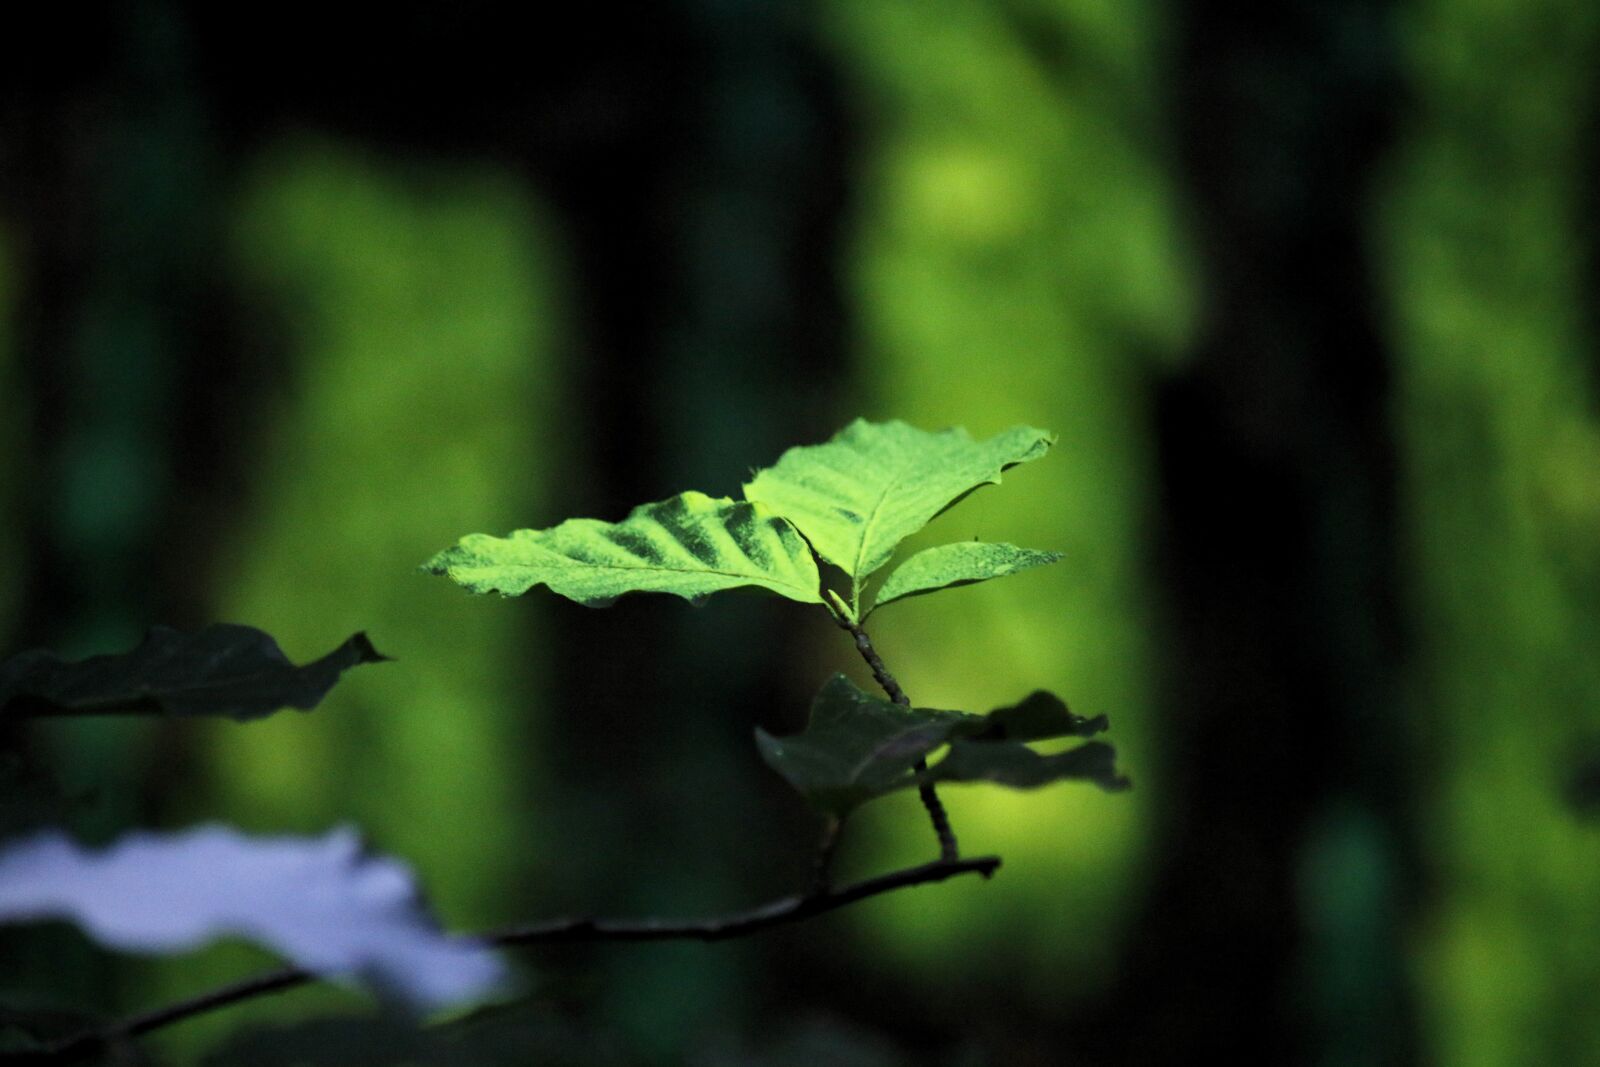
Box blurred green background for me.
[3,0,1599,1064]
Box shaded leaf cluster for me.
[756,676,1128,818]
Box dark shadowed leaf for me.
[0,625,387,722]
[952,690,1108,743]
[754,675,965,817]
[0,826,504,1011]
[927,739,1129,793]
[758,678,1125,815]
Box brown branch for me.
[833,611,960,862]
[29,855,1001,1062]
[495,854,1000,945]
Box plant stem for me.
[834,613,960,862]
[31,856,1000,1062]
[495,854,997,944]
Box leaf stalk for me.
[832,613,960,862]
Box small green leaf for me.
[927,739,1130,793]
[0,625,388,723]
[758,679,1124,815]
[755,675,965,817]
[742,421,1053,593]
[868,542,1061,615]
[424,491,824,608]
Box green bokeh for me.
[6,2,1600,1059]
[820,0,1195,998]
[148,139,566,1057]
[1382,0,1600,1061]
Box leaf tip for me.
[419,544,462,578]
[346,632,393,665]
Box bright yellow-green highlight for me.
[149,139,565,1057]
[1383,0,1600,1062]
[426,491,825,608]
[820,0,1195,1000]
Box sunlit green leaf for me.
[757,676,1122,816]
[424,491,824,608]
[868,541,1060,615]
[0,625,387,723]
[742,420,1053,596]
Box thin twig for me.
[29,855,1001,1062]
[495,853,997,944]
[833,612,960,862]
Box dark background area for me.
[3,1,1599,1064]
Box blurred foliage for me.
[1382,0,1600,1062]
[2,0,1600,1062]
[818,0,1194,999]
[145,141,564,1059]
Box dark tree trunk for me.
[1073,3,1417,1063]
